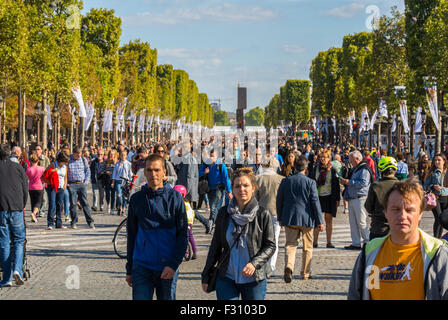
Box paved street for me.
[0,187,438,300]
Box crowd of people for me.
[1,132,448,300]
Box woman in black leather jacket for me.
[201,168,275,300]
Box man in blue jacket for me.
[277,155,324,283]
[126,154,188,300]
[199,149,232,226]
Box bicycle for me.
[112,175,137,259]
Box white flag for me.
[379,100,388,118]
[72,87,87,118]
[128,112,137,131]
[399,100,409,134]
[46,103,53,130]
[102,109,113,132]
[84,102,94,131]
[370,110,378,131]
[69,105,76,126]
[426,86,440,131]
[138,114,146,132]
[391,114,397,133]
[361,106,370,131]
[415,107,422,133]
[348,116,353,134]
[332,117,337,134]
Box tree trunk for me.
[42,90,48,150]
[79,117,85,149]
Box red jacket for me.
[365,156,376,180]
[42,167,59,192]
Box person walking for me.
[340,150,373,250]
[90,148,106,212]
[395,152,408,181]
[25,154,45,223]
[42,152,70,230]
[101,149,118,215]
[66,146,95,230]
[125,154,188,300]
[201,168,275,300]
[311,149,341,249]
[0,144,28,287]
[155,144,177,188]
[279,151,297,177]
[364,156,399,240]
[112,150,133,216]
[255,156,284,276]
[276,155,325,283]
[199,149,232,227]
[348,179,448,300]
[423,153,448,239]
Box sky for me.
[82,0,405,113]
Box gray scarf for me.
[227,197,259,248]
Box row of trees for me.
[309,1,448,152]
[264,80,311,130]
[0,0,214,149]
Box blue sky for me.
[82,0,405,113]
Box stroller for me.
[0,221,31,282]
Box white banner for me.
[146,116,153,132]
[138,114,146,132]
[370,110,378,131]
[399,100,409,134]
[102,109,113,132]
[128,112,137,132]
[84,102,94,131]
[332,117,337,134]
[72,87,87,118]
[69,105,76,128]
[361,106,370,131]
[46,103,52,130]
[348,116,353,134]
[415,107,422,133]
[426,86,440,131]
[379,100,388,118]
[391,114,397,133]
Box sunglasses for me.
[156,149,165,153]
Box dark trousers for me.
[432,196,448,238]
[132,265,173,300]
[68,183,94,225]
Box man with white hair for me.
[9,146,21,164]
[341,150,373,250]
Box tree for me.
[245,107,265,126]
[214,110,230,126]
[310,51,328,115]
[174,69,189,120]
[284,80,311,127]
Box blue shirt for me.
[67,156,90,184]
[112,160,132,182]
[225,220,255,284]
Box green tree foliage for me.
[405,0,441,110]
[156,64,176,120]
[214,110,229,126]
[245,107,265,126]
[82,8,122,110]
[284,80,311,126]
[174,69,189,120]
[310,51,328,115]
[371,7,408,114]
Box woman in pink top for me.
[26,154,45,223]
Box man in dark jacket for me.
[0,144,28,287]
[364,156,398,240]
[126,154,188,300]
[277,155,324,283]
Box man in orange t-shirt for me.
[348,178,448,300]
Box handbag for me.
[425,191,437,211]
[206,231,243,293]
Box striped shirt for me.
[67,156,90,184]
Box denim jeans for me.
[92,183,104,209]
[63,188,70,217]
[208,188,223,223]
[170,268,180,300]
[216,276,267,300]
[0,211,25,284]
[46,187,65,228]
[132,264,173,300]
[68,183,94,225]
[104,183,116,210]
[114,180,124,209]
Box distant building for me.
[228,112,236,126]
[211,101,222,111]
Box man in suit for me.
[277,155,324,283]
